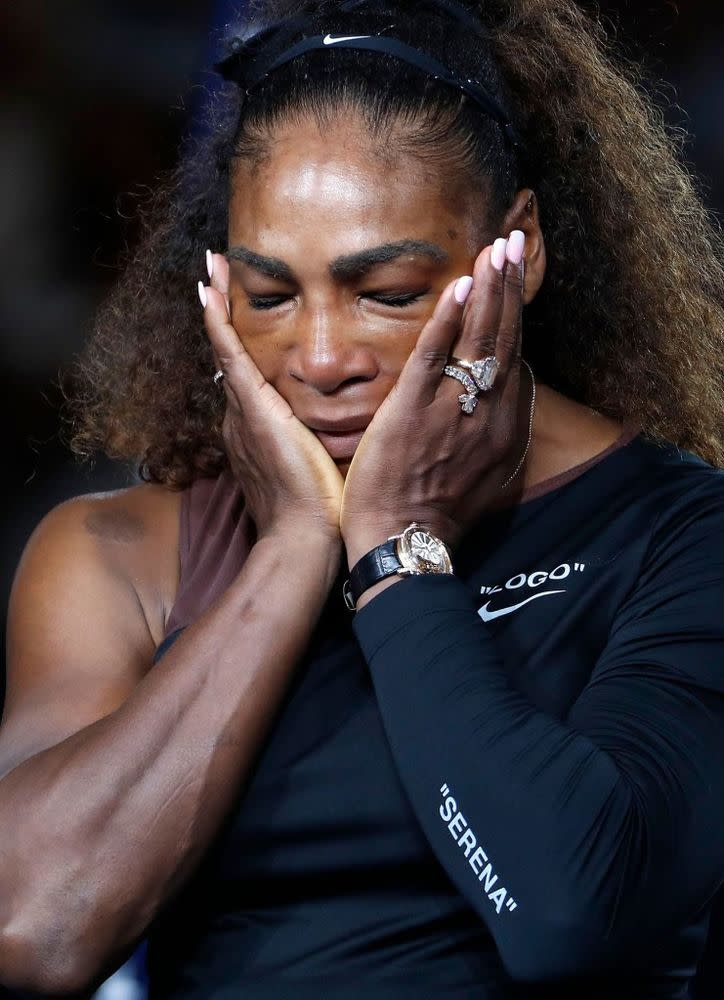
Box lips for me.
[304,414,374,434]
[303,414,373,460]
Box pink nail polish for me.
[198,281,207,308]
[206,249,214,279]
[491,238,508,271]
[454,275,474,305]
[506,230,526,265]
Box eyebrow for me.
[226,239,450,282]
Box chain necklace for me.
[500,359,536,491]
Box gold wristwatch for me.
[343,522,453,611]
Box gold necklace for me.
[500,359,536,491]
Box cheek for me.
[379,326,421,377]
[238,335,282,382]
[228,312,283,383]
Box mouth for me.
[304,415,373,461]
[312,427,367,460]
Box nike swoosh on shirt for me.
[323,33,372,45]
[478,590,566,622]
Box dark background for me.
[1,2,722,996]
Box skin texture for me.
[0,111,623,992]
[212,112,623,600]
[222,115,621,488]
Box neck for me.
[517,380,626,498]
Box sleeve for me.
[352,479,724,983]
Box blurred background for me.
[1,1,722,997]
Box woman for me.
[1,0,723,996]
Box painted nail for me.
[454,275,474,305]
[206,249,214,279]
[198,281,207,308]
[491,238,508,271]
[506,230,526,265]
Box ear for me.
[500,189,546,306]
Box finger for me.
[451,241,505,365]
[494,230,525,374]
[206,250,230,315]
[199,281,297,425]
[399,276,473,405]
[199,282,266,397]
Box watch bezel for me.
[395,522,453,576]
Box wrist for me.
[257,529,343,588]
[344,520,453,571]
[345,533,399,572]
[263,516,341,548]
[353,575,403,611]
[344,522,412,571]
[344,522,454,611]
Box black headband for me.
[216,2,526,154]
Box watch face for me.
[397,524,453,575]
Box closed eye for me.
[246,291,428,311]
[246,295,290,311]
[370,291,428,308]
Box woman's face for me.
[226,113,497,471]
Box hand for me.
[340,232,530,565]
[201,252,344,544]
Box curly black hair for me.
[65,0,724,487]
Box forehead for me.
[228,114,484,253]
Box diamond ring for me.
[450,356,500,392]
[442,364,478,395]
[442,365,480,414]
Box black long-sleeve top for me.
[147,431,724,999]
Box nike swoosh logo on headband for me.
[323,34,372,45]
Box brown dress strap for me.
[164,468,254,638]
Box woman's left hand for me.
[340,232,529,568]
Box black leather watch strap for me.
[343,538,401,611]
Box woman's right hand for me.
[200,252,344,544]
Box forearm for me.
[0,533,340,993]
[353,575,722,981]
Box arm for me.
[0,495,340,995]
[352,480,724,982]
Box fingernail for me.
[491,238,508,271]
[506,230,526,265]
[198,281,207,308]
[206,249,214,279]
[454,275,474,305]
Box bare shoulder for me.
[0,482,183,776]
[32,481,182,645]
[77,481,182,633]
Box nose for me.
[289,309,377,394]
